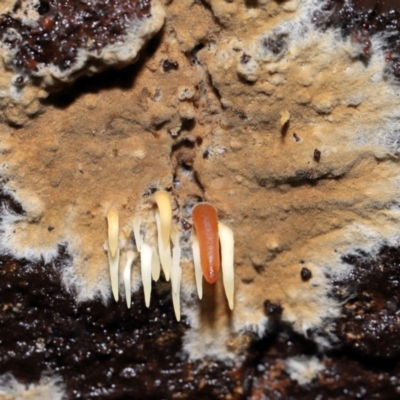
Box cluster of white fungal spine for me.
[106,190,235,320]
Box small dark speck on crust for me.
[314,149,321,162]
[181,219,192,230]
[240,53,251,64]
[14,75,25,86]
[162,59,179,72]
[301,267,312,281]
[293,133,301,142]
[263,300,283,316]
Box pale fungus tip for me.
[172,267,182,322]
[132,216,143,252]
[106,208,120,301]
[151,247,161,282]
[140,243,153,308]
[107,248,120,302]
[155,211,171,281]
[122,226,132,240]
[170,224,182,320]
[171,242,182,295]
[280,110,290,127]
[123,250,136,309]
[191,234,203,300]
[218,222,235,310]
[107,208,119,258]
[154,190,172,250]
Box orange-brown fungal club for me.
[192,203,220,284]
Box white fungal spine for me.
[124,250,136,308]
[154,191,172,281]
[107,208,120,302]
[218,222,235,310]
[154,191,172,249]
[132,216,142,252]
[141,243,153,308]
[191,234,203,300]
[171,227,182,321]
[151,248,161,282]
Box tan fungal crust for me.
[0,0,400,360]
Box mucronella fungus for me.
[106,192,235,320]
[106,208,120,302]
[192,203,235,310]
[2,0,400,364]
[192,203,220,284]
[154,190,173,281]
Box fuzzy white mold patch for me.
[0,374,65,400]
[0,0,165,126]
[283,355,325,386]
[0,0,399,362]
